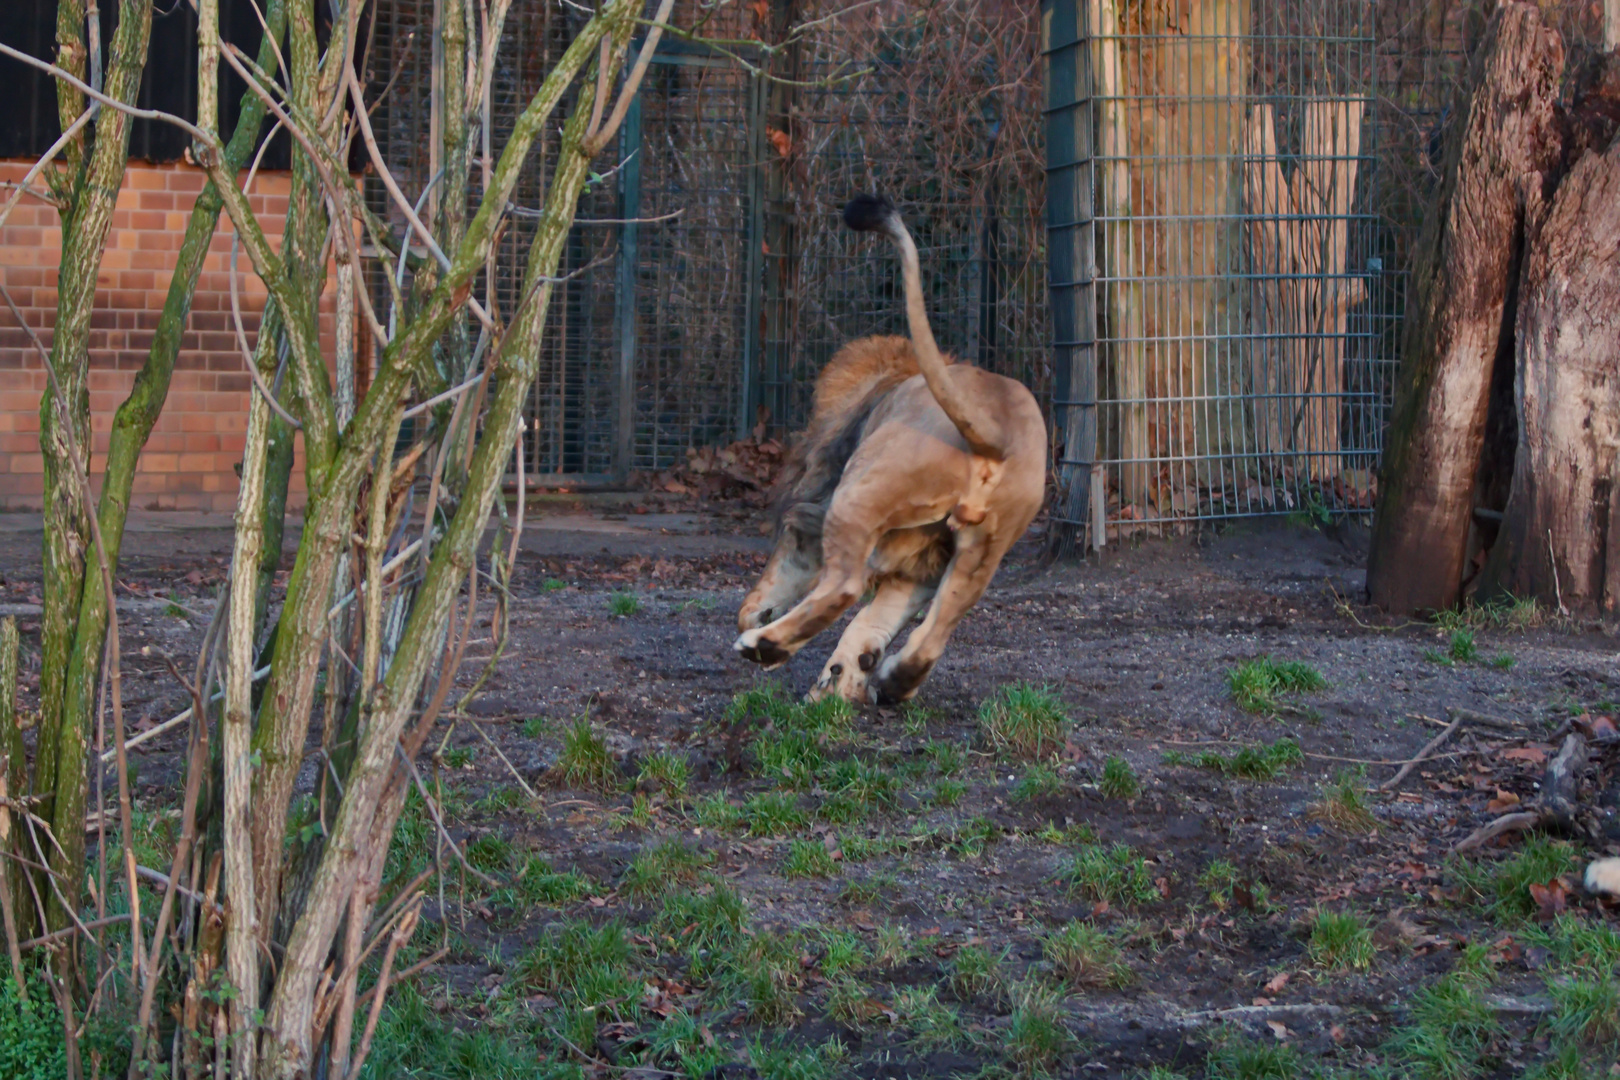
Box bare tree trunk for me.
[1366,1,1564,615]
[1473,135,1620,613]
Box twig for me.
[1451,811,1541,854]
[345,904,419,1080]
[394,743,501,889]
[1380,712,1466,791]
[1548,529,1569,618]
[466,719,539,801]
[0,41,208,142]
[100,665,270,763]
[17,913,132,953]
[0,104,97,234]
[352,946,448,1010]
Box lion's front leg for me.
[806,577,936,703]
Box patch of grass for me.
[517,855,593,904]
[1491,652,1516,670]
[743,791,808,836]
[717,933,804,1023]
[637,750,689,796]
[901,700,943,736]
[1162,738,1302,781]
[1307,910,1376,971]
[1548,974,1620,1047]
[946,816,1000,858]
[513,919,630,996]
[646,1011,729,1078]
[690,792,741,831]
[1004,980,1074,1077]
[474,785,528,814]
[1013,763,1062,802]
[1435,594,1545,633]
[164,600,187,618]
[1423,647,1454,666]
[657,884,750,963]
[621,837,713,898]
[1200,859,1241,911]
[519,714,552,738]
[1227,656,1325,714]
[608,591,642,616]
[930,778,966,807]
[748,1034,833,1080]
[1310,768,1377,833]
[356,984,554,1080]
[823,974,876,1026]
[465,833,513,872]
[979,682,1069,759]
[823,757,900,813]
[1064,843,1159,906]
[818,929,870,978]
[1099,756,1140,800]
[442,745,475,769]
[874,923,911,968]
[926,738,965,776]
[1450,834,1580,922]
[1448,628,1478,663]
[726,685,853,739]
[1523,1043,1598,1080]
[1043,921,1133,988]
[757,728,826,790]
[1203,1033,1303,1080]
[1385,955,1501,1080]
[949,943,1005,1001]
[894,985,967,1051]
[556,718,619,792]
[783,838,837,879]
[541,577,567,592]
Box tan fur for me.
[735,203,1046,705]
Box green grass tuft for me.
[1162,739,1302,781]
[979,682,1069,759]
[517,855,593,904]
[636,749,689,796]
[949,943,1005,1001]
[1227,656,1325,714]
[1450,834,1580,922]
[818,928,870,978]
[541,577,567,592]
[1004,980,1074,1076]
[1013,763,1062,802]
[1385,957,1501,1080]
[1309,768,1376,833]
[556,717,619,792]
[1448,628,1478,663]
[894,985,967,1051]
[1043,921,1133,988]
[783,838,837,879]
[1099,756,1140,800]
[608,591,642,616]
[743,791,808,836]
[1063,843,1159,907]
[620,837,713,897]
[1203,1033,1303,1080]
[1307,910,1376,971]
[513,919,630,997]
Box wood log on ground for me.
[1452,732,1595,852]
[1366,2,1564,616]
[1472,118,1620,614]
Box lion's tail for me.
[842,194,1004,459]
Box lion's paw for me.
[734,628,792,669]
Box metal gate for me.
[1043,0,1401,547]
[363,0,1047,485]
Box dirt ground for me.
[2,497,1618,1078]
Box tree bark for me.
[1473,132,1620,613]
[1366,1,1564,616]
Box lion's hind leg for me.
[806,576,936,703]
[866,529,1008,704]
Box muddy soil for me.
[1,499,1616,1077]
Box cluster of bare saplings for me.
[0,0,869,1075]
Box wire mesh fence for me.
[1046,0,1401,546]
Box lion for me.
[734,194,1047,704]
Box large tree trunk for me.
[1366,1,1564,615]
[1472,132,1620,614]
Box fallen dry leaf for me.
[1266,1020,1291,1041]
[1528,879,1569,921]
[1264,971,1292,995]
[1502,746,1549,765]
[1486,789,1522,813]
[1330,1024,1348,1045]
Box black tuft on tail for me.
[842,194,897,233]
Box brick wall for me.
[0,159,338,513]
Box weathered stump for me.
[1366,2,1565,615]
[1472,70,1620,615]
